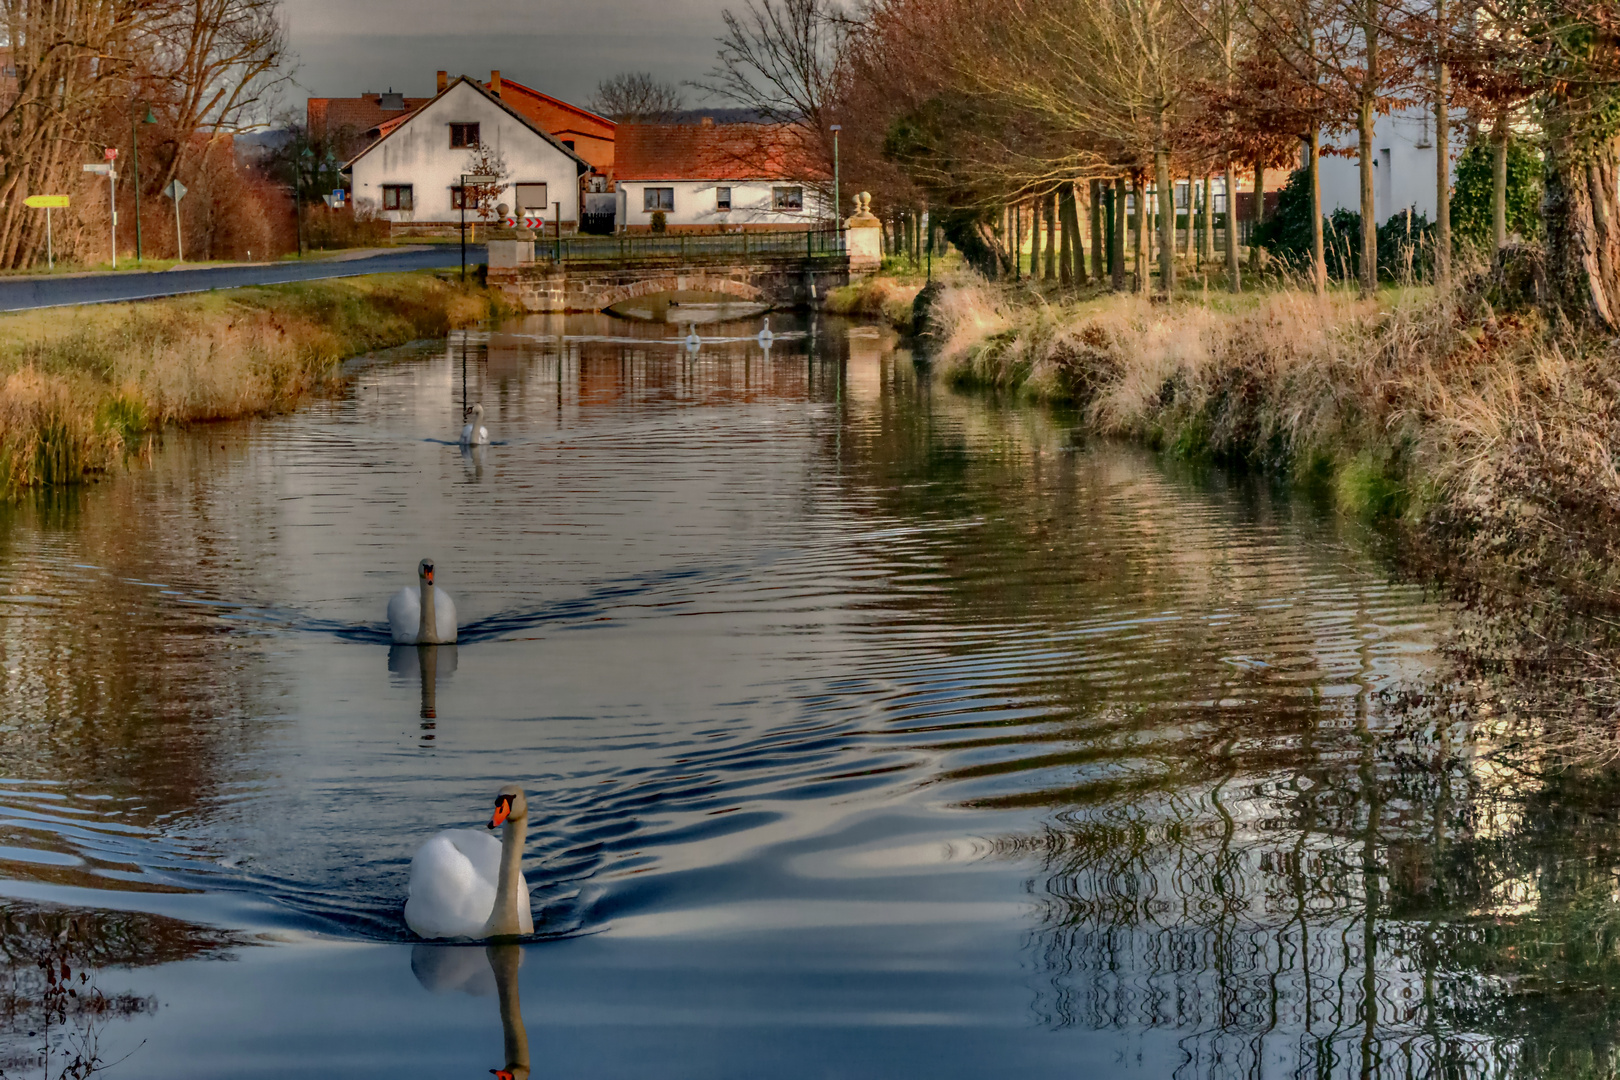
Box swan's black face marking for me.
[489,794,512,830]
[419,559,435,584]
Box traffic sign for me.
[332,188,345,206]
[24,195,69,208]
[104,147,118,160]
[82,163,111,175]
[463,174,500,185]
[163,179,186,201]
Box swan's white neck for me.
[418,577,439,644]
[482,812,528,937]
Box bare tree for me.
[588,71,684,123]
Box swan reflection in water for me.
[411,942,530,1079]
[388,644,457,735]
[462,442,487,482]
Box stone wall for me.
[487,258,850,313]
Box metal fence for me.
[531,229,846,265]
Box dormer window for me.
[379,91,405,110]
[450,123,480,149]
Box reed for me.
[0,273,497,497]
[824,275,924,332]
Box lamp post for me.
[458,172,501,282]
[297,145,313,258]
[131,106,155,262]
[829,124,841,230]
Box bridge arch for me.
[593,273,764,311]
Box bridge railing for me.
[532,229,846,265]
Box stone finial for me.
[845,191,880,229]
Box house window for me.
[449,122,480,148]
[562,140,575,150]
[771,186,803,211]
[643,187,674,212]
[382,184,413,211]
[716,186,732,211]
[514,183,548,215]
[451,185,470,210]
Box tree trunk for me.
[1111,176,1127,291]
[1060,183,1081,285]
[1224,157,1241,292]
[1543,130,1620,329]
[1156,148,1176,295]
[1434,19,1452,289]
[1184,175,1196,261]
[1132,172,1148,294]
[1250,159,1267,272]
[1307,130,1326,293]
[1358,0,1379,297]
[1202,174,1215,262]
[1491,112,1509,249]
[1090,180,1105,281]
[1044,190,1058,280]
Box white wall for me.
[615,180,830,230]
[350,81,583,225]
[1318,105,1469,224]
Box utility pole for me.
[829,125,841,229]
[131,107,155,261]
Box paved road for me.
[0,245,488,312]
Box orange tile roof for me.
[307,94,432,143]
[614,123,829,183]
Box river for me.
[0,311,1611,1079]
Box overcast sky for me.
[281,0,729,110]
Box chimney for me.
[436,70,447,93]
[490,70,501,97]
[700,116,714,127]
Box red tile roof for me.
[614,123,829,183]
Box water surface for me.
[1,312,1612,1078]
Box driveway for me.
[0,245,488,312]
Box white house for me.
[613,121,831,232]
[347,76,590,230]
[1318,104,1468,224]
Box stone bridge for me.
[482,236,850,313]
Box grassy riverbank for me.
[0,273,498,497]
[928,275,1620,765]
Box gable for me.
[346,77,589,174]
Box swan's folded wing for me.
[404,831,500,938]
[387,586,418,644]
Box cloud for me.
[283,0,730,104]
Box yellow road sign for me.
[24,195,69,208]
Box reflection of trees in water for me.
[0,900,240,1077]
[1021,742,1620,1079]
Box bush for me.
[1451,136,1543,246]
[650,210,667,233]
[1256,167,1437,283]
[303,202,392,250]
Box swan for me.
[684,322,701,350]
[461,403,489,445]
[387,559,458,644]
[405,785,534,940]
[757,315,774,345]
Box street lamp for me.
[829,124,841,230]
[297,145,313,258]
[459,172,501,281]
[132,106,156,262]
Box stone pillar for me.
[845,191,882,276]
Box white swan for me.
[387,558,458,644]
[757,315,774,345]
[405,785,534,939]
[461,403,489,445]
[684,322,701,350]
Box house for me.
[310,71,614,176]
[346,76,590,231]
[613,121,831,232]
[1318,104,1468,224]
[487,72,615,176]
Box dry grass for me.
[825,276,926,332]
[928,272,1620,767]
[0,273,496,496]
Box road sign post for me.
[459,174,500,282]
[163,179,187,262]
[24,196,68,270]
[82,161,116,267]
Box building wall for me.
[1317,106,1468,225]
[350,82,582,226]
[615,180,830,231]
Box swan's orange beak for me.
[424,568,434,584]
[491,1070,515,1079]
[489,796,511,830]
